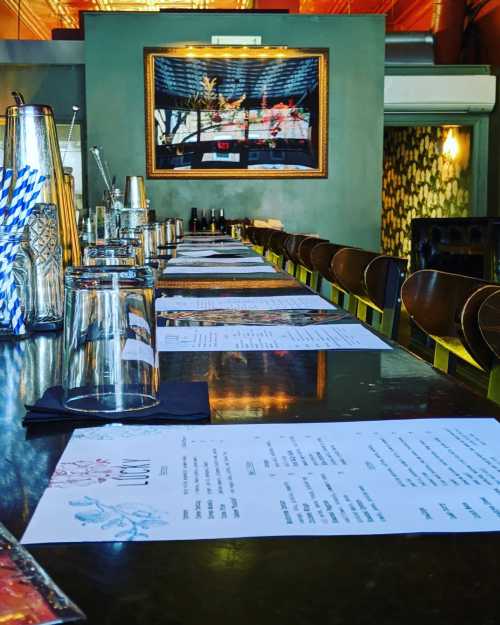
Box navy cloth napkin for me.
[23,381,210,425]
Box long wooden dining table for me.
[1,238,500,625]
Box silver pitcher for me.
[141,224,158,262]
[165,219,176,245]
[3,101,80,267]
[175,218,184,241]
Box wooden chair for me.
[283,234,309,277]
[402,269,500,402]
[266,230,289,269]
[253,227,275,256]
[333,248,407,339]
[478,290,500,402]
[296,237,329,291]
[310,242,352,306]
[244,226,257,246]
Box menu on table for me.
[156,323,390,352]
[162,265,276,275]
[177,250,248,258]
[22,418,500,544]
[168,257,264,265]
[155,295,336,312]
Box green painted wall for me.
[84,13,385,250]
[0,64,85,122]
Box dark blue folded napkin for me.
[23,382,210,425]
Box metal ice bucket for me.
[124,176,147,209]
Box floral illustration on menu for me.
[69,496,168,541]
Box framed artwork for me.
[144,46,328,179]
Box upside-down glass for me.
[62,266,159,412]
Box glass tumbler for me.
[0,227,34,340]
[62,266,159,412]
[83,244,137,266]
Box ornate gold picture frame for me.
[144,46,328,179]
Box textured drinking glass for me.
[141,224,158,262]
[0,227,34,339]
[119,227,145,264]
[28,203,64,330]
[83,244,137,266]
[62,266,159,412]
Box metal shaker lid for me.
[6,104,55,117]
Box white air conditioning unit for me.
[384,75,497,113]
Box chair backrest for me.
[244,226,257,244]
[462,285,500,370]
[478,290,500,360]
[297,237,329,271]
[310,243,351,283]
[401,269,493,369]
[268,230,289,255]
[283,234,309,264]
[254,227,275,249]
[333,248,408,338]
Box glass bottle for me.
[189,207,199,233]
[104,188,123,240]
[200,209,208,231]
[219,208,227,234]
[209,209,217,233]
[0,226,34,339]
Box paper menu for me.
[177,250,247,258]
[156,323,390,352]
[155,295,336,312]
[168,257,264,265]
[162,266,276,275]
[21,418,500,544]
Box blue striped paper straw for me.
[18,174,46,230]
[0,167,42,334]
[4,168,39,234]
[0,167,13,218]
[5,271,26,335]
[7,164,30,206]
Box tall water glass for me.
[62,266,159,412]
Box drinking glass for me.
[62,266,159,412]
[0,226,34,339]
[83,244,137,266]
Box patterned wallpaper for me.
[381,125,472,260]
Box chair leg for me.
[487,361,500,404]
[297,265,308,285]
[434,343,450,373]
[380,307,396,339]
[357,301,368,323]
[347,295,357,316]
[310,271,319,292]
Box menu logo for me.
[113,458,152,487]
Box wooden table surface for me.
[1,243,500,625]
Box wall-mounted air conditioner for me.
[384,75,497,113]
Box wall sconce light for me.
[443,127,459,160]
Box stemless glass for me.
[62,266,159,412]
[83,244,137,266]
